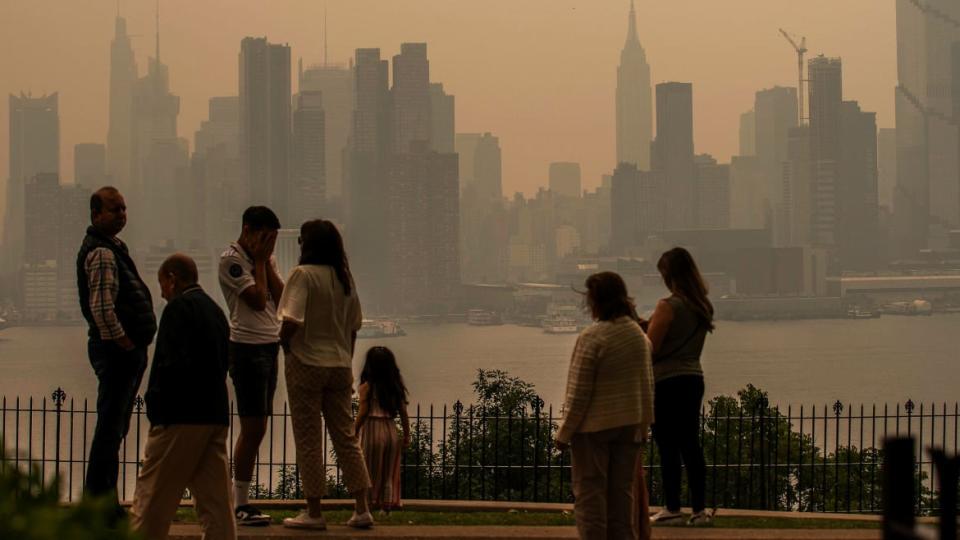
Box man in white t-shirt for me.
[218,206,284,526]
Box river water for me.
[1,315,958,409]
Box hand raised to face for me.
[249,230,277,262]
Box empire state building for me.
[616,0,653,170]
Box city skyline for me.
[0,0,896,220]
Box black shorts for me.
[228,341,280,417]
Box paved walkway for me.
[161,499,905,539]
[193,499,892,522]
[167,524,882,540]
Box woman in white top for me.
[277,220,372,530]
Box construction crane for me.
[779,28,807,125]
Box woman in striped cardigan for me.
[557,271,655,540]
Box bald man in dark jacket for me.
[130,254,236,540]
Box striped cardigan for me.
[556,316,655,444]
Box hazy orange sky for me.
[1,0,895,212]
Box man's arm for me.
[86,248,134,350]
[238,259,270,311]
[233,231,275,312]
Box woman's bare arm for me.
[400,403,411,447]
[355,383,370,435]
[646,299,675,355]
[279,319,299,354]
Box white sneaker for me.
[282,510,327,530]
[347,511,374,528]
[650,508,685,524]
[688,510,714,526]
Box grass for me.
[173,508,882,529]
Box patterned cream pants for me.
[285,355,371,498]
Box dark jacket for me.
[145,285,230,426]
[76,226,157,347]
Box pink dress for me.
[360,391,403,509]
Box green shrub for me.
[0,450,139,539]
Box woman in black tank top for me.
[640,247,715,526]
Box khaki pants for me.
[285,356,371,497]
[571,424,643,540]
[636,453,652,540]
[130,425,235,540]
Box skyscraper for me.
[291,91,326,225]
[299,62,353,198]
[430,83,455,153]
[460,133,505,284]
[783,125,813,247]
[74,143,107,188]
[808,56,843,248]
[473,133,503,203]
[616,0,653,170]
[838,101,879,270]
[610,162,642,253]
[392,43,432,154]
[755,86,798,243]
[739,109,756,156]
[455,133,482,194]
[387,146,460,313]
[58,182,91,320]
[695,154,731,229]
[730,155,766,229]
[652,82,695,230]
[23,173,61,265]
[21,173,59,319]
[3,92,60,276]
[193,96,241,249]
[386,44,461,313]
[131,11,184,248]
[239,37,292,221]
[548,162,582,198]
[894,0,960,255]
[877,128,896,210]
[106,14,138,194]
[347,48,391,311]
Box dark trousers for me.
[652,375,706,513]
[85,340,148,506]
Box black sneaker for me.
[235,504,272,526]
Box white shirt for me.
[277,265,362,368]
[218,242,282,344]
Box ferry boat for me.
[357,318,406,339]
[882,299,933,316]
[467,309,502,326]
[542,317,580,334]
[846,307,880,319]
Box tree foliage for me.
[0,450,139,540]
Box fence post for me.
[904,399,915,514]
[758,395,768,510]
[52,387,66,491]
[833,400,843,513]
[532,397,543,502]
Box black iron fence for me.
[1,388,958,515]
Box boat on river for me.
[357,318,406,339]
